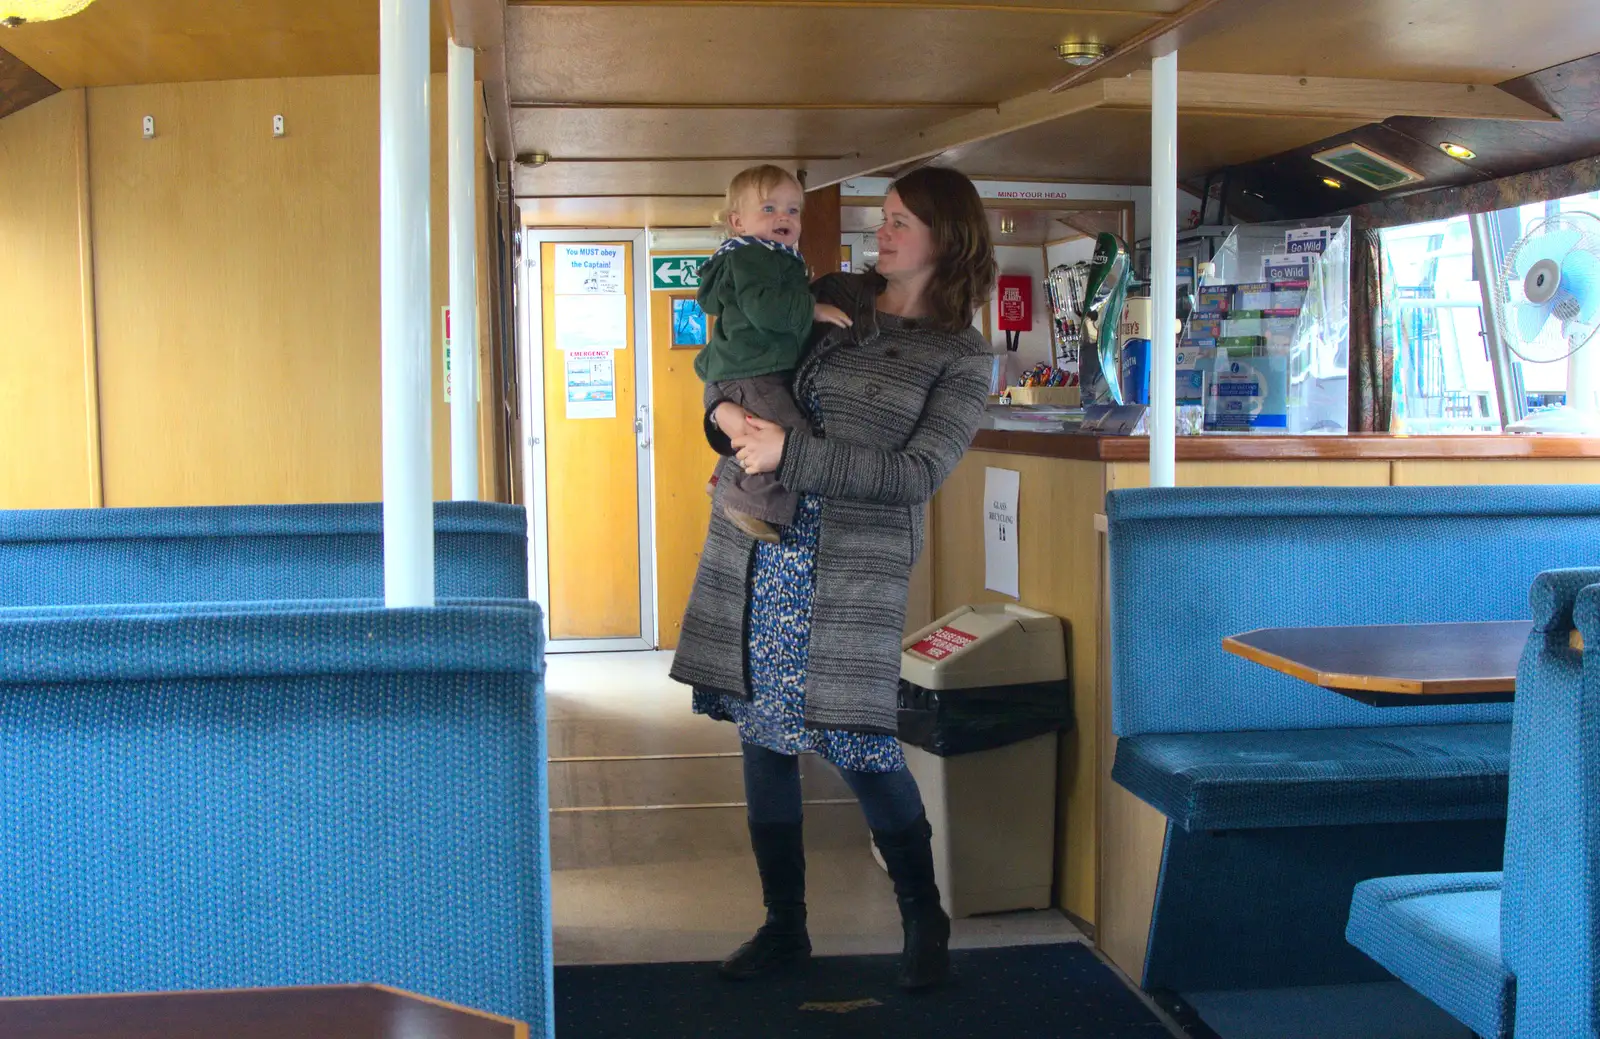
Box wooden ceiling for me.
[505,0,1600,224]
[0,0,450,87]
[2,0,1597,228]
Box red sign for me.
[910,625,978,661]
[997,275,1032,332]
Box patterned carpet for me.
[555,941,1176,1038]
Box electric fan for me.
[1497,212,1600,434]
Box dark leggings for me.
[741,741,925,832]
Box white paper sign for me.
[983,467,1020,599]
[555,293,628,352]
[554,244,626,296]
[565,350,616,420]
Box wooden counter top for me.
[971,430,1600,462]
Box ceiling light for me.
[0,0,96,27]
[1056,41,1111,66]
[1440,142,1476,160]
[999,215,1016,236]
[517,151,550,168]
[1322,177,1344,189]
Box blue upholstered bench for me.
[1106,486,1600,994]
[0,501,528,605]
[0,599,551,1035]
[1347,568,1600,1039]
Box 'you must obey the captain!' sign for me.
[984,467,1020,599]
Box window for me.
[1380,188,1600,432]
[1381,217,1497,433]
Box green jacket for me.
[694,240,814,383]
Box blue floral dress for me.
[691,394,906,774]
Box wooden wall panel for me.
[87,74,502,507]
[649,284,716,650]
[931,452,1107,924]
[1391,459,1600,486]
[0,90,99,508]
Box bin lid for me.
[900,603,1066,690]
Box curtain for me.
[1348,227,1394,432]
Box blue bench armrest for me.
[1528,568,1600,633]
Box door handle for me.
[636,404,652,449]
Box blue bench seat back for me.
[0,600,551,1035]
[1106,485,1600,739]
[1102,488,1600,993]
[0,501,528,606]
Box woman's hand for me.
[814,303,853,328]
[731,416,787,476]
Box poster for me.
[555,293,628,352]
[565,350,616,420]
[554,244,626,296]
[983,467,1020,598]
[442,305,452,403]
[672,298,709,347]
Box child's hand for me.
[814,303,853,328]
[714,401,753,439]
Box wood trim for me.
[506,1,1168,15]
[803,80,1112,188]
[509,100,989,110]
[1047,0,1260,93]
[535,155,843,163]
[972,429,1600,461]
[1101,71,1557,123]
[0,43,58,120]
[366,984,529,1030]
[72,88,104,508]
[1222,633,1516,697]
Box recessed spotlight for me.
[1056,41,1111,66]
[1440,142,1476,160]
[1322,177,1344,189]
[516,151,550,168]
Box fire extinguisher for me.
[997,274,1032,352]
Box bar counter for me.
[918,429,1600,978]
[972,430,1600,462]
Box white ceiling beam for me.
[1103,71,1559,123]
[801,80,1111,189]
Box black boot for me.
[873,814,951,991]
[719,820,812,980]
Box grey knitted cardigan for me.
[669,272,993,735]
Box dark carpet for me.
[555,941,1176,1038]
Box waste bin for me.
[884,604,1071,918]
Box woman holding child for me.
[668,163,996,991]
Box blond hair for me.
[715,164,804,237]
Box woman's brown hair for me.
[876,166,996,332]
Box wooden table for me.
[0,985,526,1039]
[1223,621,1529,706]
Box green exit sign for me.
[651,255,708,291]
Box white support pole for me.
[448,40,480,501]
[380,0,435,607]
[1149,49,1179,489]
